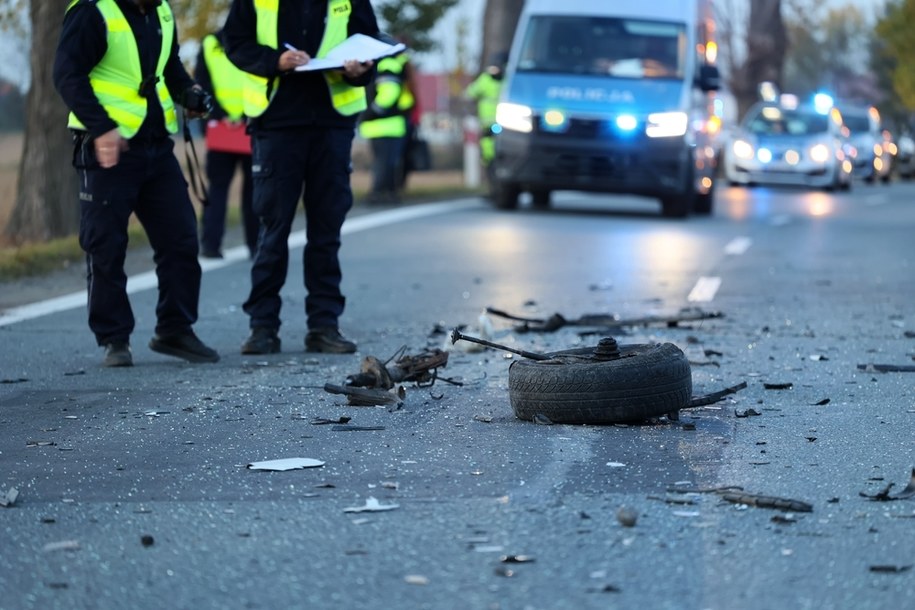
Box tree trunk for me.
[4,0,79,244]
[733,0,787,119]
[480,0,524,72]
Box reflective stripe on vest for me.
[202,34,246,120]
[243,0,366,118]
[358,55,406,139]
[66,0,177,137]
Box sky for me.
[0,0,890,91]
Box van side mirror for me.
[697,64,720,92]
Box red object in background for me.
[205,119,251,155]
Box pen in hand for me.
[280,42,309,71]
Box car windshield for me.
[516,16,686,78]
[842,114,871,133]
[745,107,829,136]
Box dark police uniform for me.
[53,0,218,365]
[223,0,379,354]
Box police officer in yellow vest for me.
[53,0,220,367]
[223,0,379,355]
[195,30,258,259]
[359,50,410,204]
[465,51,508,172]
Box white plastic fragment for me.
[246,458,325,471]
[343,496,400,513]
[0,487,19,507]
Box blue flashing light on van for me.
[489,0,722,217]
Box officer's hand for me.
[279,49,310,71]
[342,59,372,79]
[94,128,126,169]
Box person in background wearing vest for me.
[465,51,508,181]
[223,0,379,355]
[195,29,258,259]
[53,0,220,368]
[359,49,409,205]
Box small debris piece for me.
[857,363,915,373]
[718,491,813,513]
[532,414,554,425]
[0,378,29,384]
[0,487,19,507]
[310,417,351,425]
[246,458,325,471]
[771,514,797,525]
[473,415,493,423]
[686,381,748,408]
[811,398,831,406]
[140,535,155,547]
[500,555,536,564]
[404,575,429,585]
[869,565,912,574]
[859,468,915,501]
[763,382,793,390]
[324,383,405,406]
[494,566,516,578]
[42,540,80,552]
[735,408,762,418]
[343,497,399,513]
[331,425,385,431]
[616,507,638,527]
[485,306,723,333]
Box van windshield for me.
[516,16,686,78]
[746,108,829,136]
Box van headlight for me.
[496,102,533,133]
[646,112,688,138]
[809,143,831,164]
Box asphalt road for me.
[1,179,914,610]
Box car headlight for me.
[732,139,754,160]
[809,143,831,164]
[646,112,688,138]
[496,102,533,133]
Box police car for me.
[724,94,853,191]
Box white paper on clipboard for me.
[294,34,406,72]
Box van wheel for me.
[693,190,714,215]
[660,194,692,218]
[531,189,551,208]
[508,342,692,424]
[491,181,520,210]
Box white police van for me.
[491,0,722,217]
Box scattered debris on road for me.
[685,381,748,408]
[857,363,915,373]
[859,468,915,502]
[616,507,638,527]
[735,408,762,418]
[869,565,912,574]
[324,383,405,406]
[1,487,19,507]
[246,458,325,471]
[668,484,813,512]
[42,540,80,553]
[343,497,399,513]
[763,382,793,390]
[485,305,723,333]
[344,348,453,389]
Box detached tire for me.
[509,342,691,424]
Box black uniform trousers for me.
[243,127,354,331]
[200,149,258,256]
[76,136,201,345]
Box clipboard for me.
[205,119,251,155]
[294,34,407,72]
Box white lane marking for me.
[688,276,722,303]
[0,199,484,327]
[724,236,752,256]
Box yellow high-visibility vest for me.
[358,54,407,139]
[242,0,367,118]
[202,33,246,121]
[66,0,178,137]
